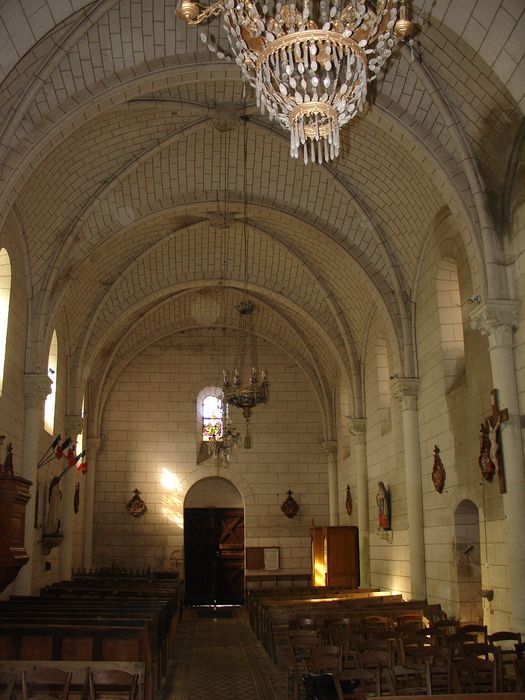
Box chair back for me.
[22,668,72,700]
[309,645,343,674]
[289,617,317,631]
[0,671,16,700]
[514,657,525,691]
[452,656,497,693]
[460,623,488,644]
[88,670,139,700]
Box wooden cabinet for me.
[311,526,359,588]
[0,475,32,592]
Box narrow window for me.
[0,249,12,395]
[44,330,58,434]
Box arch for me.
[0,248,11,394]
[179,466,255,508]
[184,476,243,509]
[454,499,482,625]
[183,476,245,605]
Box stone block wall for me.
[93,328,329,575]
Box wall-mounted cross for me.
[485,389,509,494]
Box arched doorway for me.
[184,477,244,606]
[454,500,482,624]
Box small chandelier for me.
[223,301,269,448]
[176,0,415,164]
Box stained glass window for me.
[202,395,223,441]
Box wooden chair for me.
[366,628,402,667]
[514,657,525,691]
[289,617,318,632]
[361,615,391,632]
[431,618,460,642]
[288,630,322,700]
[387,661,432,696]
[357,649,391,696]
[88,670,139,700]
[0,671,16,700]
[308,645,343,674]
[460,623,488,644]
[452,655,497,693]
[333,669,378,698]
[21,668,72,700]
[489,631,523,690]
[395,613,424,633]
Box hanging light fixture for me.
[206,402,241,464]
[221,104,269,449]
[176,0,416,164]
[223,301,269,448]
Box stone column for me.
[470,300,525,632]
[322,440,338,525]
[83,436,101,570]
[59,415,84,581]
[14,373,52,595]
[391,377,426,600]
[348,418,370,587]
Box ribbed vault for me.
[0,0,522,436]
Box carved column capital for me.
[24,373,52,409]
[322,439,337,457]
[391,377,419,411]
[348,418,366,445]
[64,415,84,439]
[470,300,518,348]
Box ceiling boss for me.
[176,0,416,164]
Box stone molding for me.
[23,373,52,408]
[347,418,366,444]
[391,377,418,411]
[470,300,518,346]
[322,439,337,456]
[64,415,84,439]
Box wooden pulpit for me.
[0,474,32,592]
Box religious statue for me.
[345,484,353,516]
[478,422,496,482]
[44,475,63,535]
[431,445,446,493]
[376,481,391,531]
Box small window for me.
[202,395,223,441]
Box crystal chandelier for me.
[223,301,269,448]
[176,0,415,164]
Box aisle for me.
[159,607,287,700]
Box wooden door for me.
[184,507,244,605]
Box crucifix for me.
[484,389,509,494]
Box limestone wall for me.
[93,329,329,575]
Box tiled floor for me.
[159,607,287,699]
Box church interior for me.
[0,0,524,697]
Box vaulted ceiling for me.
[0,0,523,428]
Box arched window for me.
[436,251,465,394]
[0,248,12,395]
[44,330,58,434]
[202,394,223,441]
